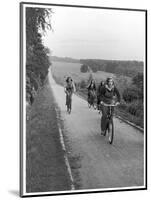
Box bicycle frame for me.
[66,91,72,113]
[101,102,117,117]
[100,102,118,144]
[88,90,96,108]
[107,106,113,120]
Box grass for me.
[26,79,71,193]
[51,61,115,84]
[115,107,144,128]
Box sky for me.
[43,6,145,61]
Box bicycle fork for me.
[106,107,112,131]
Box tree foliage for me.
[122,87,140,103]
[122,73,143,103]
[26,7,52,104]
[121,72,144,123]
[80,59,143,77]
[132,73,143,90]
[26,7,52,46]
[80,64,88,73]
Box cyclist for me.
[87,79,96,106]
[64,76,76,110]
[97,81,105,111]
[100,77,120,135]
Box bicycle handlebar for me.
[100,102,120,107]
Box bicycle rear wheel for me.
[67,95,72,114]
[88,101,91,108]
[66,95,70,113]
[68,99,71,114]
[93,103,97,110]
[107,119,114,144]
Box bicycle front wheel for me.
[88,98,91,108]
[68,99,72,114]
[107,119,114,144]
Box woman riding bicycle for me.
[64,76,76,112]
[87,79,96,107]
[100,77,121,135]
[97,81,105,111]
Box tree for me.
[26,7,52,46]
[91,65,98,72]
[122,87,139,103]
[132,73,143,100]
[26,7,52,83]
[80,64,88,73]
[122,73,143,103]
[132,73,143,89]
[105,62,117,73]
[114,75,131,95]
[26,7,52,104]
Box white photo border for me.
[20,2,147,197]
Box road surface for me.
[48,69,144,190]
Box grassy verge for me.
[26,78,71,193]
[115,106,143,128]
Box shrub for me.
[132,73,143,88]
[122,86,140,103]
[91,65,98,72]
[80,64,88,73]
[126,101,143,117]
[118,100,127,110]
[114,75,131,98]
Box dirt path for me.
[49,69,144,190]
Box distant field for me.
[51,61,116,85]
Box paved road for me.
[48,69,144,190]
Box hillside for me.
[50,56,80,63]
[80,59,144,77]
[50,56,144,78]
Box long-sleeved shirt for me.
[100,84,121,104]
[64,82,76,93]
[87,83,96,91]
[97,84,103,98]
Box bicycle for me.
[88,90,96,109]
[97,100,101,114]
[66,91,72,114]
[100,101,119,144]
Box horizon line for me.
[50,55,144,62]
